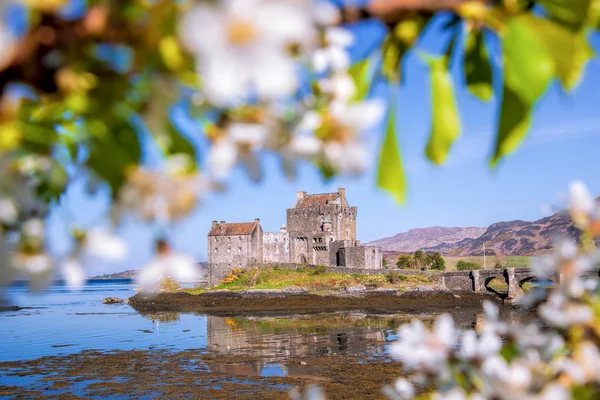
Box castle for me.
[207,188,383,285]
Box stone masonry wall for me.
[329,240,360,267]
[262,231,289,263]
[208,234,255,268]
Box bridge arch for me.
[482,275,509,297]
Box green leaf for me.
[377,106,406,204]
[381,36,408,83]
[539,0,592,30]
[500,342,519,362]
[491,86,532,166]
[348,58,372,101]
[491,14,556,166]
[503,15,555,103]
[37,162,68,203]
[532,17,594,91]
[425,57,461,165]
[163,120,197,159]
[86,120,141,197]
[464,30,494,101]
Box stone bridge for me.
[439,267,599,303]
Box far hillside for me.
[371,201,600,257]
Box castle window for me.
[214,248,217,253]
[227,237,231,242]
[239,236,242,241]
[227,247,231,253]
[238,247,242,253]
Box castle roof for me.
[208,222,257,236]
[295,193,340,209]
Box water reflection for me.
[207,313,397,359]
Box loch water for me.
[0,280,525,397]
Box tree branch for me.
[342,0,484,24]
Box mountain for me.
[91,270,139,280]
[422,211,582,256]
[366,226,487,253]
[370,204,596,257]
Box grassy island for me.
[184,267,434,295]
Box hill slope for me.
[369,199,600,257]
[422,211,581,256]
[366,226,486,253]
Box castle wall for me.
[207,224,262,279]
[262,232,289,263]
[286,205,357,241]
[312,247,329,265]
[291,237,309,264]
[342,246,382,270]
[208,234,255,267]
[329,240,360,267]
[287,204,357,264]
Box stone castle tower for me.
[207,188,382,284]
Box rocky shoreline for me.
[128,288,501,315]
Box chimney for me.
[254,218,260,225]
[338,188,346,204]
[212,220,218,228]
[220,220,225,224]
[280,224,287,233]
[296,191,306,207]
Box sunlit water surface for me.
[0,280,523,388]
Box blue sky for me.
[45,13,600,275]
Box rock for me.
[102,297,127,304]
[345,284,367,293]
[369,288,397,294]
[417,285,437,292]
[0,305,21,312]
[202,289,233,296]
[300,361,307,366]
[281,286,309,294]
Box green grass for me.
[185,268,432,295]
[505,256,531,268]
[442,255,531,271]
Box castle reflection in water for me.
[138,308,525,378]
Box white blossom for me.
[312,1,340,26]
[84,228,128,261]
[390,314,457,373]
[62,258,86,289]
[480,356,532,398]
[208,123,269,180]
[538,292,593,327]
[318,72,356,102]
[560,341,600,384]
[394,378,415,399]
[11,252,54,291]
[568,180,594,215]
[316,99,384,174]
[0,196,18,224]
[137,250,197,293]
[311,27,354,73]
[180,0,314,106]
[432,388,468,400]
[22,218,44,238]
[118,168,217,222]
